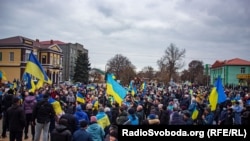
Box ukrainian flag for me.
[24,73,36,93]
[140,81,147,97]
[106,73,126,106]
[209,76,227,111]
[0,70,7,81]
[191,108,199,120]
[24,51,52,84]
[96,112,110,129]
[76,91,85,104]
[92,100,99,111]
[128,80,137,96]
[87,84,96,90]
[49,97,63,116]
[36,79,44,89]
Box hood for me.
[25,95,36,103]
[75,111,86,118]
[56,125,68,133]
[87,123,99,131]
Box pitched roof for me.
[40,40,67,45]
[0,36,33,45]
[211,60,226,68]
[0,36,40,47]
[211,58,250,68]
[224,58,250,66]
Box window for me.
[9,52,14,61]
[0,52,2,61]
[42,55,47,64]
[241,67,245,73]
[25,53,29,61]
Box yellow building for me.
[0,36,63,84]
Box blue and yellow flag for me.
[0,70,7,81]
[92,100,99,111]
[191,108,199,120]
[128,80,137,97]
[209,76,227,111]
[96,112,110,129]
[76,91,85,104]
[87,84,96,90]
[140,81,147,97]
[24,51,52,84]
[49,97,63,116]
[106,73,126,106]
[24,73,36,93]
[36,79,44,89]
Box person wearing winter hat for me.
[87,116,105,141]
[142,114,160,125]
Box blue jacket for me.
[203,112,214,125]
[128,115,139,125]
[86,122,105,141]
[74,111,89,129]
[72,128,93,141]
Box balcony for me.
[52,64,63,69]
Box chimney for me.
[50,40,53,44]
[36,39,39,42]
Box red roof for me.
[211,58,250,68]
[225,58,250,66]
[40,40,67,45]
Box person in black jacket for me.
[6,96,26,141]
[51,118,72,141]
[1,89,14,138]
[32,94,55,141]
[60,110,78,134]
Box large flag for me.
[36,79,44,89]
[128,80,137,96]
[0,70,7,81]
[209,76,227,111]
[24,51,52,84]
[24,73,36,93]
[106,73,126,106]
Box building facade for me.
[0,36,63,84]
[210,58,250,86]
[54,42,88,81]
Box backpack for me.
[36,101,52,123]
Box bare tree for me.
[180,69,191,82]
[137,66,155,80]
[188,60,204,84]
[157,43,186,83]
[106,54,136,85]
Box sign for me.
[237,74,250,79]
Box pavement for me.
[0,119,39,141]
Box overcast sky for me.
[0,0,249,72]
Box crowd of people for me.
[0,78,250,141]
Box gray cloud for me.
[0,0,249,72]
